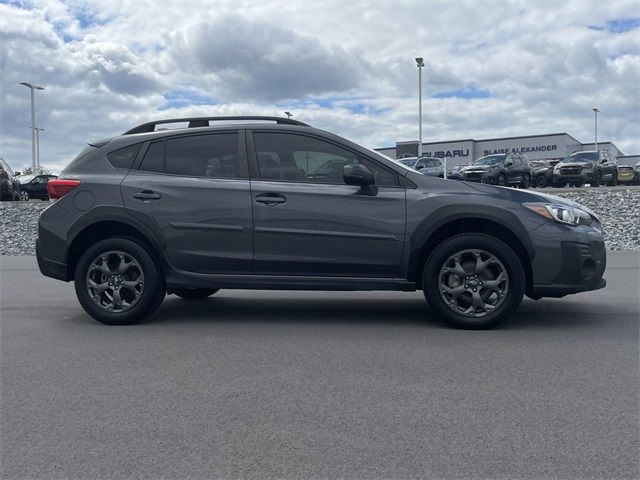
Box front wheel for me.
[422,233,525,329]
[535,175,547,188]
[74,237,166,325]
[497,174,507,186]
[172,288,219,299]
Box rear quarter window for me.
[107,144,142,170]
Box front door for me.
[121,131,253,274]
[248,131,406,277]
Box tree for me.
[19,165,54,176]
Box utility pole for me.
[592,108,599,151]
[19,82,45,174]
[415,58,425,157]
[35,127,45,172]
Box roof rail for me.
[123,116,310,135]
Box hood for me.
[555,161,594,169]
[463,165,497,171]
[465,181,598,219]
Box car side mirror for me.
[415,165,424,170]
[344,164,377,196]
[505,161,513,167]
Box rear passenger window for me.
[107,144,142,170]
[165,133,243,178]
[139,141,165,173]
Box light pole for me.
[415,58,425,157]
[19,82,45,174]
[35,127,45,172]
[284,111,292,119]
[592,108,599,151]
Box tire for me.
[172,288,219,300]
[520,174,531,189]
[608,172,618,187]
[535,175,547,188]
[422,233,525,329]
[497,174,507,186]
[591,171,601,187]
[74,237,165,325]
[20,190,29,201]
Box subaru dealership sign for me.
[380,133,626,167]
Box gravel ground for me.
[1,188,639,255]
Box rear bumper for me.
[36,238,69,281]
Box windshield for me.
[399,158,417,166]
[563,152,598,163]
[19,175,36,184]
[473,155,505,166]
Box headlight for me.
[553,165,560,173]
[523,202,593,226]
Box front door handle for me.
[255,193,286,206]
[132,191,161,202]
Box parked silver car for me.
[397,156,444,177]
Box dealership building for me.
[375,132,638,167]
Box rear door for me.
[121,131,253,274]
[248,130,406,277]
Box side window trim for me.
[248,129,400,187]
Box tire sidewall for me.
[74,237,165,325]
[423,233,525,329]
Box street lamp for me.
[35,127,45,172]
[284,111,292,119]
[592,108,599,152]
[415,58,425,157]
[19,82,45,174]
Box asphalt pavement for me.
[1,253,639,479]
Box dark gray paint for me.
[38,122,606,298]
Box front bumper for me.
[528,223,607,298]
[552,173,591,184]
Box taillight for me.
[47,179,81,202]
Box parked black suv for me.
[0,157,21,201]
[461,154,532,188]
[37,116,606,329]
[552,150,618,187]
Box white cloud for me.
[0,0,638,172]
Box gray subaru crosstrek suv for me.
[37,116,606,329]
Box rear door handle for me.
[255,193,286,206]
[132,191,161,202]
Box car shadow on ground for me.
[133,293,632,331]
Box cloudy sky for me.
[1,0,639,172]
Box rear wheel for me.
[608,172,618,186]
[520,174,531,189]
[535,175,547,188]
[497,174,507,186]
[591,171,601,187]
[20,190,29,201]
[422,233,525,329]
[74,237,165,325]
[172,288,219,299]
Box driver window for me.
[254,132,397,186]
